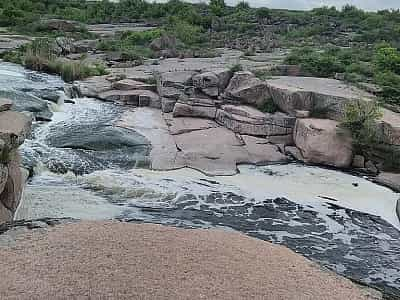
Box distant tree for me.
[209,0,226,17]
[236,1,250,11]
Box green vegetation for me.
[341,100,382,153]
[1,0,400,105]
[9,38,108,82]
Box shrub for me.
[341,100,382,153]
[259,100,278,114]
[229,63,243,73]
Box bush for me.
[229,63,243,73]
[341,100,382,153]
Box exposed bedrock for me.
[293,118,353,168]
[0,101,32,224]
[223,71,270,107]
[265,76,374,121]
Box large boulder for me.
[0,90,52,121]
[192,69,232,98]
[0,111,32,149]
[266,77,374,121]
[224,71,270,107]
[293,118,353,168]
[0,102,31,224]
[216,105,295,139]
[371,108,400,171]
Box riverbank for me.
[0,220,382,300]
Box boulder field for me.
[75,63,400,181]
[0,99,32,224]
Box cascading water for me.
[1,61,400,297]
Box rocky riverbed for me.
[0,61,397,297]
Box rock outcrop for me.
[0,100,32,224]
[224,71,270,107]
[293,118,353,168]
[192,69,232,98]
[216,105,295,140]
[266,77,374,121]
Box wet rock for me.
[0,99,13,112]
[352,155,365,169]
[46,124,150,152]
[266,77,374,121]
[293,119,353,168]
[216,105,295,138]
[0,90,52,121]
[112,79,156,92]
[224,71,270,107]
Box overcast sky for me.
[204,0,400,11]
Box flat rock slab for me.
[116,108,182,171]
[266,76,374,121]
[117,108,289,175]
[164,115,218,135]
[75,75,112,98]
[0,221,381,300]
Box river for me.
[1,62,400,297]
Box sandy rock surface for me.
[0,221,381,300]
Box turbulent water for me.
[1,62,400,297]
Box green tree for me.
[209,0,226,17]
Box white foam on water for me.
[74,164,399,229]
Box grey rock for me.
[224,71,270,107]
[161,98,176,113]
[216,105,295,137]
[0,99,13,112]
[112,79,156,92]
[266,76,374,121]
[352,155,365,169]
[293,118,353,168]
[365,161,379,175]
[98,89,159,106]
[173,101,217,119]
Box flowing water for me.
[1,62,400,297]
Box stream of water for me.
[1,62,400,297]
